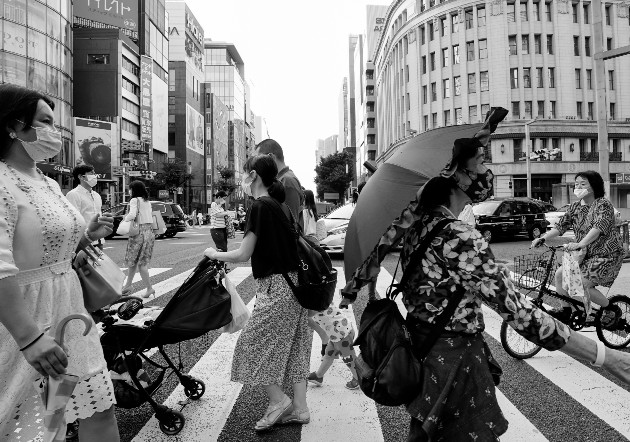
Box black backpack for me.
[260,198,337,311]
[353,218,463,406]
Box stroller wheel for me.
[158,409,185,436]
[184,378,206,400]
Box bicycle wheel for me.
[596,295,630,349]
[518,268,544,290]
[500,321,543,359]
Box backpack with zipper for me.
[353,218,464,406]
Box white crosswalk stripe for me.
[120,267,170,284]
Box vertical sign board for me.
[140,55,153,158]
[74,118,116,180]
[74,0,139,33]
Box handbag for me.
[353,218,463,406]
[73,244,126,312]
[220,272,251,333]
[260,197,337,311]
[224,214,236,239]
[116,220,139,236]
[151,211,167,235]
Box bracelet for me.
[84,228,95,243]
[591,340,606,367]
[19,332,45,352]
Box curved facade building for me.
[1,0,73,186]
[373,0,630,208]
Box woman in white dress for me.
[0,84,120,441]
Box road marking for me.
[170,242,207,245]
[120,267,170,284]
[128,268,195,301]
[132,268,254,442]
[301,268,384,441]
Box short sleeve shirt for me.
[245,196,299,279]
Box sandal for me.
[279,407,310,425]
[254,395,292,431]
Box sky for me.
[185,0,391,192]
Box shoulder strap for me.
[259,197,300,238]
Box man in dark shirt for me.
[255,139,305,229]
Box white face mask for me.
[458,204,476,226]
[85,175,98,187]
[16,124,62,161]
[574,188,590,200]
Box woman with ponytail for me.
[204,154,312,432]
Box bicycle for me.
[500,244,630,359]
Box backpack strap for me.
[258,196,300,238]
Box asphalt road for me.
[99,226,630,442]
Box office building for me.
[1,0,74,189]
[338,77,349,152]
[166,1,206,212]
[254,115,270,144]
[315,135,339,164]
[373,0,630,213]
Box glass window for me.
[451,13,458,32]
[431,82,437,101]
[4,21,27,56]
[605,5,611,25]
[453,45,459,63]
[27,28,46,61]
[48,0,61,12]
[508,2,516,21]
[47,8,60,41]
[432,113,438,128]
[479,39,487,58]
[420,26,425,44]
[4,0,27,24]
[444,110,451,125]
[3,52,25,86]
[585,36,591,56]
[536,67,543,87]
[509,35,518,55]
[477,7,486,26]
[522,35,529,54]
[442,48,449,67]
[608,70,615,90]
[443,79,450,98]
[481,104,490,116]
[512,101,521,119]
[26,58,46,91]
[511,68,519,88]
[523,68,531,87]
[454,76,461,95]
[430,52,436,70]
[577,101,583,119]
[27,0,45,29]
[586,69,592,88]
[441,17,447,36]
[465,9,473,29]
[422,85,427,103]
[533,1,540,20]
[47,66,59,97]
[469,105,478,122]
[583,4,589,23]
[468,73,476,93]
[60,18,70,46]
[546,2,552,21]
[574,36,580,55]
[550,101,556,118]
[575,69,581,88]
[480,71,489,91]
[47,37,60,66]
[467,41,475,61]
[548,67,555,87]
[521,1,528,20]
[87,54,110,64]
[572,3,578,22]
[422,56,427,73]
[534,34,542,53]
[525,101,532,119]
[61,73,70,102]
[546,35,553,54]
[610,103,616,120]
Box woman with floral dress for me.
[532,170,624,325]
[0,84,119,441]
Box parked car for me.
[319,221,348,255]
[472,197,549,243]
[321,203,355,235]
[107,201,187,239]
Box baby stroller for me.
[99,258,232,435]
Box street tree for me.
[153,158,193,193]
[314,151,354,201]
[213,165,237,195]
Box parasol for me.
[33,314,92,442]
[343,108,507,279]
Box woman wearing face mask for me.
[0,84,120,441]
[204,154,312,432]
[532,170,624,325]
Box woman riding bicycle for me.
[532,170,624,326]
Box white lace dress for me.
[0,162,115,441]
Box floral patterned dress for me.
[344,212,572,441]
[554,198,624,287]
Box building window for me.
[452,13,459,32]
[480,71,489,91]
[479,39,488,59]
[577,101,583,119]
[508,2,516,21]
[605,5,611,25]
[453,45,460,64]
[523,68,531,88]
[167,96,175,106]
[422,56,427,73]
[579,138,587,155]
[421,25,426,44]
[534,34,542,54]
[455,108,463,124]
[510,68,519,89]
[546,1,552,20]
[512,101,520,119]
[443,79,451,98]
[406,93,411,110]
[521,1,528,20]
[478,7,486,26]
[442,48,450,67]
[572,3,578,22]
[548,67,555,87]
[509,35,518,55]
[465,9,474,29]
[467,41,475,61]
[574,36,580,56]
[524,101,532,119]
[468,73,476,93]
[546,35,553,54]
[469,105,478,122]
[586,69,592,89]
[575,69,581,89]
[405,65,410,82]
[522,35,530,54]
[423,115,429,131]
[430,52,436,70]
[124,57,140,76]
[481,104,490,116]
[613,138,620,153]
[583,4,589,23]
[432,112,438,128]
[423,85,428,103]
[550,101,556,118]
[609,70,615,90]
[87,54,110,64]
[367,134,376,145]
[441,17,447,36]
[537,100,545,118]
[404,36,409,55]
[584,36,591,56]
[444,110,451,125]
[533,1,540,20]
[122,77,140,97]
[122,98,140,116]
[536,67,543,87]
[431,82,437,101]
[429,22,434,40]
[454,76,461,95]
[607,38,613,51]
[587,102,593,119]
[121,119,140,136]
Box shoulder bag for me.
[73,244,126,312]
[116,199,140,236]
[260,197,337,311]
[353,218,464,406]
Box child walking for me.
[307,305,359,390]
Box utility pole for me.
[592,0,610,194]
[524,118,538,198]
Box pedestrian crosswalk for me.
[116,264,630,442]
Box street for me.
[103,226,630,442]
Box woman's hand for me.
[565,242,582,252]
[531,237,545,248]
[22,334,68,380]
[204,247,218,260]
[86,213,114,240]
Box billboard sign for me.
[74,118,117,180]
[140,55,153,157]
[74,0,139,33]
[186,104,204,155]
[152,74,168,154]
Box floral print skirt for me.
[124,224,155,267]
[581,252,624,288]
[406,332,507,442]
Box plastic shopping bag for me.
[220,273,251,333]
[562,250,590,315]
